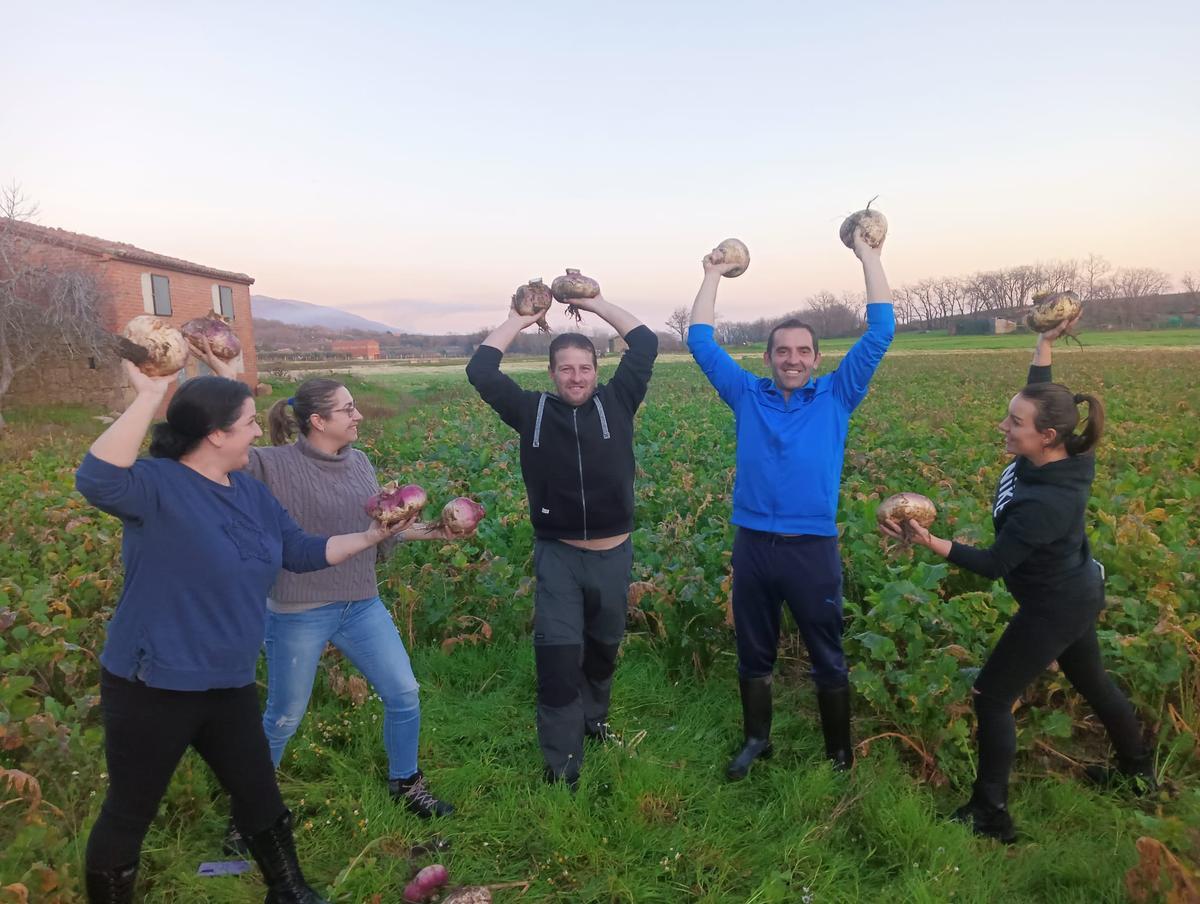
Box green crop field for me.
[2,343,1198,902]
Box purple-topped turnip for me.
[181,311,242,360]
[511,279,553,333]
[365,482,428,526]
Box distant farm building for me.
[4,221,256,410]
[948,317,1018,336]
[331,339,381,360]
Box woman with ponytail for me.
[879,317,1152,843]
[203,364,461,831]
[75,361,406,903]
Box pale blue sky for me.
[5,1,1197,332]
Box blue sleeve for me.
[75,452,159,522]
[687,323,753,411]
[271,497,330,573]
[831,303,895,411]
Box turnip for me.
[550,269,601,324]
[708,238,750,278]
[181,311,242,360]
[119,315,189,377]
[403,863,449,903]
[839,198,888,250]
[442,888,493,904]
[1026,290,1082,333]
[876,492,937,541]
[511,279,553,333]
[365,482,428,526]
[431,497,486,537]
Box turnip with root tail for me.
[876,492,937,543]
[1026,290,1084,346]
[365,482,428,527]
[705,238,750,277]
[839,197,888,250]
[511,279,553,333]
[119,315,189,377]
[550,268,601,324]
[442,887,493,904]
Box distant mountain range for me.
[251,295,400,333]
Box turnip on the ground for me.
[839,198,888,249]
[511,279,553,333]
[550,268,600,324]
[403,863,449,902]
[119,315,189,377]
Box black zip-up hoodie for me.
[947,363,1103,609]
[466,326,657,541]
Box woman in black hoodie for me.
[880,321,1152,842]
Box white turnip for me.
[120,315,189,377]
[551,269,601,324]
[876,492,937,541]
[839,199,888,250]
[708,238,750,278]
[1026,290,1082,332]
[511,279,553,333]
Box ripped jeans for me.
[262,596,421,780]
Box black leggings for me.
[973,606,1145,794]
[86,669,286,871]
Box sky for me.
[4,1,1197,334]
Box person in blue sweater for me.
[76,361,406,904]
[688,226,895,781]
[879,320,1151,843]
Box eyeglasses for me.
[329,403,359,417]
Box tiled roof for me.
[2,219,254,284]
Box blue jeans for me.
[262,596,421,780]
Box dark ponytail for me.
[267,378,343,445]
[1018,382,1105,457]
[148,376,253,460]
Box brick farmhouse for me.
[5,222,257,410]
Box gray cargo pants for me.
[532,537,632,784]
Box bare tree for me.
[0,183,113,429]
[1182,271,1199,299]
[1112,267,1173,299]
[665,306,691,344]
[1080,253,1114,299]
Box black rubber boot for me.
[389,770,456,818]
[242,810,329,904]
[85,861,138,904]
[951,781,1017,844]
[726,675,773,781]
[1084,751,1158,795]
[816,685,854,771]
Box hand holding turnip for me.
[840,199,888,258]
[364,517,410,546]
[703,238,750,278]
[879,517,934,549]
[189,335,238,380]
[122,359,175,398]
[425,497,486,538]
[1037,313,1082,344]
[876,492,937,545]
[511,279,553,333]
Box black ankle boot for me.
[727,675,773,781]
[242,810,329,904]
[816,685,854,771]
[85,861,138,904]
[1085,751,1157,795]
[951,782,1017,844]
[389,770,456,818]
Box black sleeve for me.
[945,500,1064,579]
[606,325,658,411]
[1027,363,1052,385]
[465,346,536,432]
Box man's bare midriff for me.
[560,533,630,551]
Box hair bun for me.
[1073,393,1086,405]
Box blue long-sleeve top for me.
[75,452,329,691]
[688,303,895,535]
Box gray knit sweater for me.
[245,434,393,613]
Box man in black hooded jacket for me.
[467,294,657,787]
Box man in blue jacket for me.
[688,226,894,780]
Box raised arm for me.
[89,361,174,467]
[466,308,544,431]
[479,309,545,354]
[567,294,643,338]
[830,228,896,409]
[1028,314,1078,383]
[686,250,752,409]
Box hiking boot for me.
[242,810,328,903]
[389,771,456,818]
[1084,751,1158,795]
[726,675,773,781]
